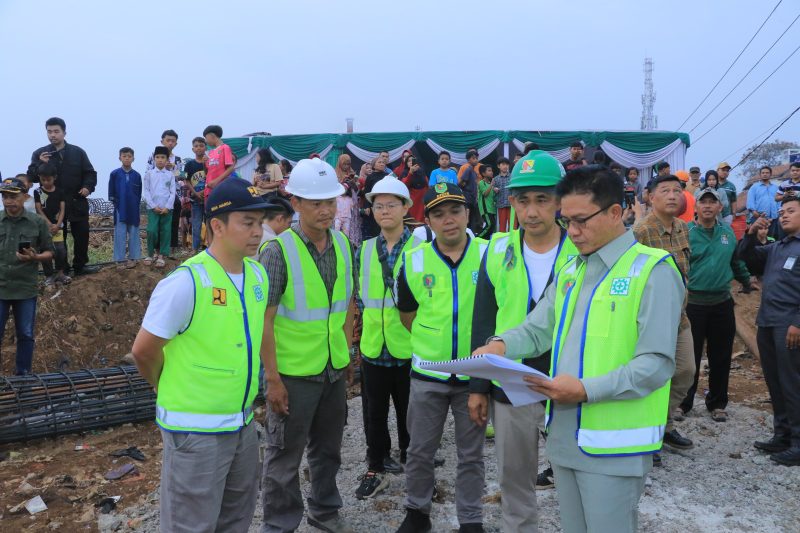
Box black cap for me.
[689,166,701,173]
[0,177,29,194]
[205,177,272,217]
[423,182,467,213]
[647,174,681,191]
[154,146,170,157]
[263,195,294,216]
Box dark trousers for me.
[477,212,495,239]
[170,197,181,248]
[361,359,410,472]
[468,203,482,233]
[63,218,90,271]
[0,297,38,375]
[681,299,736,412]
[42,241,68,276]
[757,326,800,446]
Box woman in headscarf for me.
[334,154,361,245]
[401,156,428,222]
[695,169,729,225]
[392,149,413,179]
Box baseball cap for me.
[647,174,682,191]
[717,161,732,170]
[205,177,272,217]
[697,188,722,202]
[423,182,467,213]
[263,196,294,216]
[689,166,701,174]
[0,177,29,194]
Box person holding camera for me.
[0,177,54,375]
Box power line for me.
[688,11,800,134]
[692,43,800,145]
[676,0,782,131]
[730,104,800,171]
[721,116,786,162]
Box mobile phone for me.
[18,241,32,253]
[624,190,636,208]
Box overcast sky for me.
[1,0,798,196]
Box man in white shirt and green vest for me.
[132,177,271,532]
[258,158,357,533]
[394,182,488,533]
[469,151,578,532]
[474,165,683,533]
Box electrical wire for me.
[730,104,800,171]
[720,116,786,162]
[688,11,800,134]
[677,0,783,130]
[692,43,800,145]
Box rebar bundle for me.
[0,366,155,444]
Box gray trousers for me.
[260,375,346,533]
[552,465,645,533]
[757,326,800,446]
[493,400,545,533]
[159,423,258,533]
[667,326,695,430]
[405,379,485,524]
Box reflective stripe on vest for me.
[577,425,666,450]
[359,238,394,310]
[156,405,254,432]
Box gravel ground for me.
[107,398,800,533]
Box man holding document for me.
[469,150,578,532]
[473,165,683,533]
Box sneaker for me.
[535,467,554,490]
[754,436,791,454]
[672,408,686,422]
[56,274,72,285]
[355,471,389,500]
[154,257,166,268]
[663,429,694,450]
[770,447,800,466]
[396,508,432,533]
[124,259,136,269]
[710,409,727,422]
[307,513,356,533]
[44,275,56,286]
[459,524,484,533]
[485,423,495,439]
[143,256,154,266]
[383,456,404,474]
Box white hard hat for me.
[284,158,345,200]
[366,175,413,207]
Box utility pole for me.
[641,58,657,130]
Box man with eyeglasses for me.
[473,166,683,533]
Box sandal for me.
[154,257,166,268]
[57,274,72,285]
[125,259,136,269]
[711,409,727,422]
[143,256,153,266]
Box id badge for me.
[783,256,797,270]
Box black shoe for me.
[663,429,694,450]
[459,523,484,533]
[396,508,432,533]
[535,466,554,490]
[770,447,800,466]
[384,455,404,474]
[355,471,389,499]
[74,265,101,275]
[653,452,662,467]
[400,450,407,464]
[754,436,791,454]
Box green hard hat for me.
[508,150,565,189]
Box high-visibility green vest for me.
[274,228,353,377]
[550,242,679,456]
[484,229,578,387]
[403,237,488,381]
[156,252,268,433]
[359,234,424,359]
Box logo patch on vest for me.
[609,277,631,296]
[213,287,227,306]
[423,274,435,297]
[253,285,264,302]
[472,271,478,284]
[504,245,516,270]
[721,234,729,245]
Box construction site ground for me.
[1,241,799,531]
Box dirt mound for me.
[0,260,180,376]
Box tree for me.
[739,139,800,183]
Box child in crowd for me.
[493,157,512,232]
[109,147,143,268]
[428,151,458,186]
[15,174,37,213]
[776,162,800,202]
[477,164,497,238]
[183,137,207,252]
[143,146,175,268]
[147,130,183,256]
[33,164,68,284]
[203,125,235,200]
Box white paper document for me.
[415,354,552,406]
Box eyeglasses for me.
[372,202,403,212]
[557,205,612,230]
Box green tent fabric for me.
[510,130,690,153]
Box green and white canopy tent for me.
[224,130,690,181]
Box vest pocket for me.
[190,364,236,375]
[266,409,286,450]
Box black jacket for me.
[28,143,97,221]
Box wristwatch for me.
[486,336,505,344]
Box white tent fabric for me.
[600,138,686,173]
[346,140,416,164]
[512,139,572,162]
[233,149,260,181]
[268,144,334,167]
[425,139,500,165]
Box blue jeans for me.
[0,297,38,375]
[191,203,204,250]
[113,219,142,262]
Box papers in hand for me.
[415,354,552,406]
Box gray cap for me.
[697,187,722,202]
